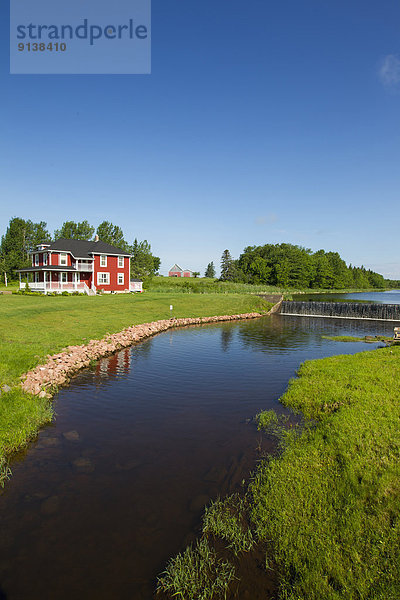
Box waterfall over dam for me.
[280,301,400,322]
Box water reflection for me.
[96,348,132,377]
[220,325,235,352]
[293,289,400,304]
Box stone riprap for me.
[21,313,264,397]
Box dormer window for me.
[100,255,107,267]
[59,253,68,266]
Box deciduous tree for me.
[0,217,51,277]
[54,220,95,240]
[96,221,129,251]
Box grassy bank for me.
[146,277,390,296]
[158,345,400,599]
[321,334,392,343]
[252,345,400,599]
[0,292,271,482]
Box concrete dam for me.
[280,301,400,322]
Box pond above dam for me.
[292,289,400,304]
[0,313,396,600]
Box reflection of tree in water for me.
[220,325,235,352]
[238,314,394,352]
[237,315,314,353]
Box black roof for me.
[44,238,131,258]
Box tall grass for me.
[156,538,235,600]
[202,493,254,555]
[146,277,286,294]
[147,277,390,296]
[0,456,11,488]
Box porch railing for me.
[19,281,87,292]
[73,261,94,272]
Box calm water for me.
[0,315,396,600]
[293,289,400,304]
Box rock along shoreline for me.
[21,312,267,398]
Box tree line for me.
[218,243,388,289]
[0,217,160,281]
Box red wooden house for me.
[168,264,194,277]
[16,237,140,295]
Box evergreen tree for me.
[131,239,160,280]
[205,262,216,278]
[220,249,235,281]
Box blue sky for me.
[1,0,400,277]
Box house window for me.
[97,272,110,285]
[118,273,124,285]
[118,256,124,268]
[59,253,68,266]
[34,272,40,283]
[43,253,48,266]
[35,254,39,266]
[100,255,107,267]
[61,272,68,283]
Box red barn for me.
[168,263,194,277]
[16,237,140,295]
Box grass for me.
[0,456,11,488]
[0,282,18,292]
[147,277,288,295]
[250,345,400,599]
[202,494,255,555]
[147,277,389,297]
[321,335,392,343]
[156,537,236,600]
[0,291,271,477]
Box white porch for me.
[19,271,96,295]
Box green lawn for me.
[0,282,18,292]
[0,292,270,474]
